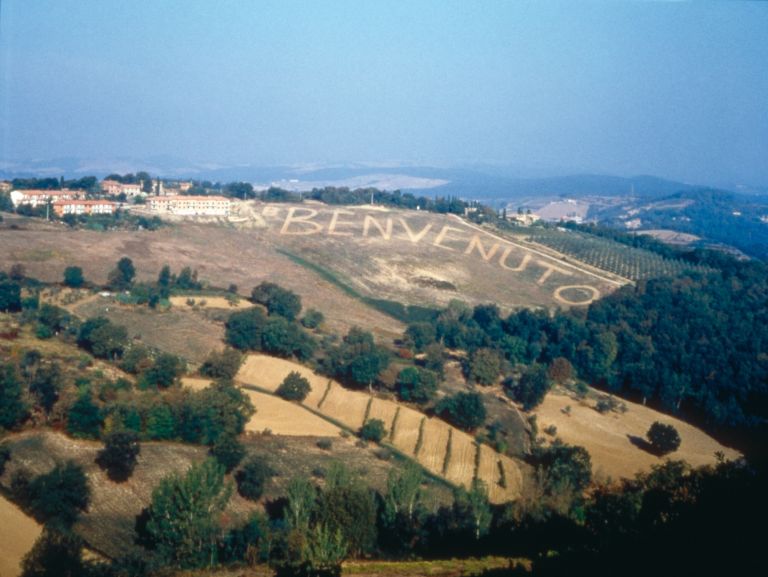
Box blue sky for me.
[1,0,767,186]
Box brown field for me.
[169,295,253,310]
[366,398,400,436]
[418,418,452,476]
[444,430,478,488]
[319,383,371,431]
[0,494,42,577]
[235,354,524,502]
[389,406,425,457]
[242,389,342,437]
[533,390,742,482]
[71,297,224,363]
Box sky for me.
[1,0,767,186]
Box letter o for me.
[553,285,601,306]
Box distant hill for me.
[594,189,768,260]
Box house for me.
[10,189,79,208]
[101,180,143,197]
[52,199,117,217]
[149,195,231,216]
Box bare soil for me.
[0,494,42,577]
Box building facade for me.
[148,195,231,216]
[52,199,117,217]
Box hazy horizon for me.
[1,1,767,188]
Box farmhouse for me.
[10,189,80,208]
[101,179,143,197]
[149,195,231,216]
[52,199,117,216]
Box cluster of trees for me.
[399,256,768,439]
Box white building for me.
[149,195,231,216]
[53,199,117,216]
[10,189,79,208]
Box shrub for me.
[235,457,275,501]
[316,438,333,451]
[199,348,243,381]
[505,363,552,410]
[301,309,324,329]
[0,445,10,475]
[395,366,438,404]
[63,266,85,288]
[276,371,311,402]
[359,419,387,443]
[210,434,246,472]
[647,421,681,456]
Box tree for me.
[435,392,486,432]
[452,481,492,540]
[331,327,389,391]
[235,457,275,501]
[25,462,90,526]
[534,440,593,495]
[467,348,502,386]
[548,357,574,384]
[301,308,324,329]
[28,363,61,414]
[506,363,553,410]
[0,279,22,312]
[63,266,85,288]
[108,257,135,290]
[261,316,316,360]
[251,282,302,320]
[96,431,140,482]
[21,526,88,577]
[0,362,29,429]
[139,353,185,389]
[359,418,387,443]
[225,308,266,351]
[157,265,172,298]
[405,322,436,352]
[647,422,681,456]
[276,371,312,402]
[200,348,243,380]
[77,317,128,359]
[209,433,245,472]
[146,404,175,440]
[67,391,102,439]
[144,459,231,569]
[396,366,438,404]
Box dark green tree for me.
[0,363,29,429]
[77,317,128,359]
[301,308,325,329]
[157,265,172,298]
[647,422,681,456]
[396,366,438,404]
[25,462,90,526]
[107,257,135,290]
[435,392,486,432]
[467,348,503,386]
[20,526,88,577]
[0,279,22,312]
[29,363,61,414]
[235,457,275,501]
[506,363,553,410]
[67,391,102,439]
[62,266,85,288]
[261,316,316,360]
[225,308,267,351]
[146,403,176,440]
[359,419,387,443]
[405,322,436,352]
[139,353,185,389]
[331,327,389,392]
[96,431,141,482]
[251,282,302,320]
[277,371,312,402]
[199,348,243,381]
[209,433,245,472]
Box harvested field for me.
[444,430,478,487]
[319,383,371,430]
[0,431,259,558]
[235,354,525,502]
[242,389,342,436]
[169,296,253,310]
[389,406,425,457]
[533,390,742,481]
[366,398,400,436]
[0,494,42,577]
[237,355,329,396]
[418,418,452,476]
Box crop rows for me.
[526,228,712,281]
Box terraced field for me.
[236,354,524,503]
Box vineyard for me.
[526,227,712,281]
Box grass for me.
[276,248,440,324]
